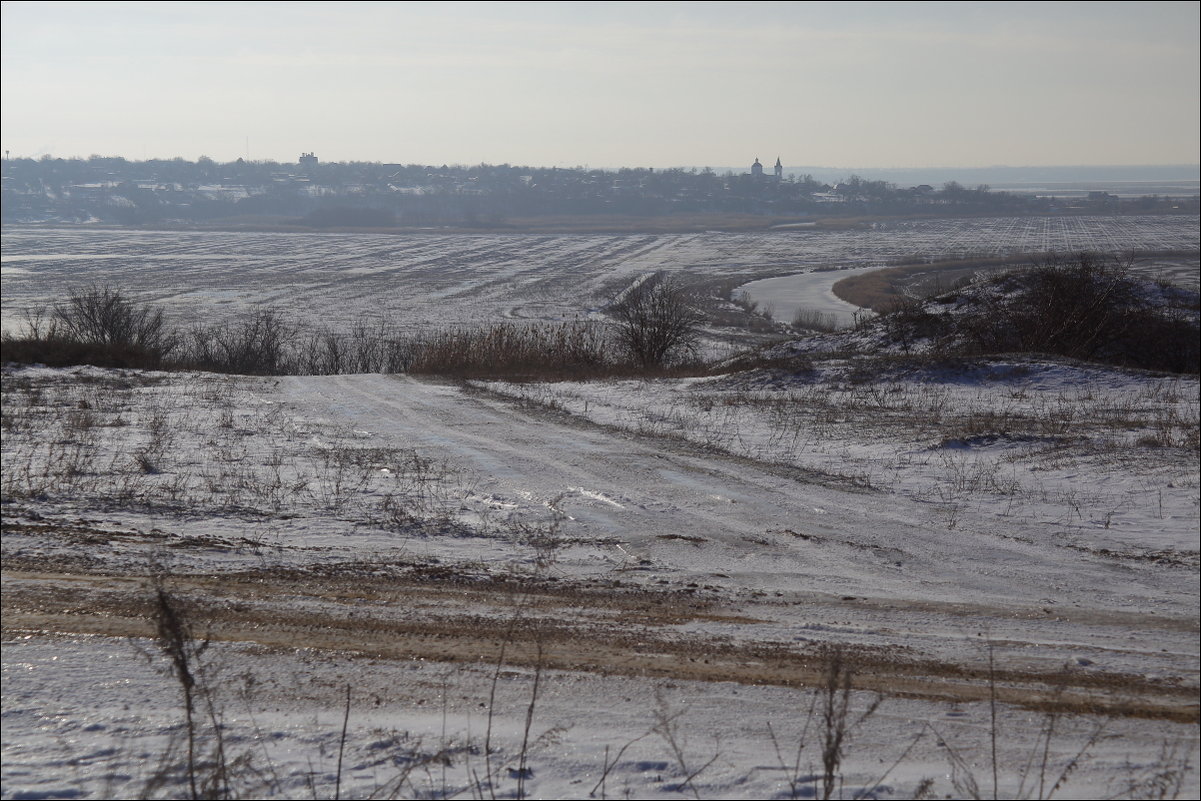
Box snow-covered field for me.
[2,217,1197,334]
[2,219,1199,799]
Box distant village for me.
[2,153,1192,226]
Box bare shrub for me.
[880,253,1200,373]
[609,272,704,368]
[182,308,295,375]
[2,285,176,368]
[880,298,954,354]
[296,317,412,375]
[960,254,1145,356]
[54,285,176,356]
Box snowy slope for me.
[3,364,1197,799]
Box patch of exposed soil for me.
[3,558,1195,725]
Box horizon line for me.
[3,155,1199,173]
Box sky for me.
[1,1,1198,169]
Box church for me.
[750,157,783,181]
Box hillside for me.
[2,228,1198,799]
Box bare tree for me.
[609,272,703,368]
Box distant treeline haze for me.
[4,156,1195,226]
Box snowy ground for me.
[4,632,1193,801]
[3,364,1197,799]
[2,220,1199,799]
[2,217,1197,335]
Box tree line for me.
[3,156,1194,226]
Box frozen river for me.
[736,265,879,327]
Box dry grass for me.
[406,321,615,380]
[3,281,719,381]
[0,370,467,532]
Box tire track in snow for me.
[281,374,814,560]
[274,374,1157,616]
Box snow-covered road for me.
[276,375,1199,682]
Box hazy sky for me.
[2,1,1198,168]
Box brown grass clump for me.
[406,321,615,380]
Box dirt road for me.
[2,558,1196,723]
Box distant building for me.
[749,157,784,181]
[299,152,318,168]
